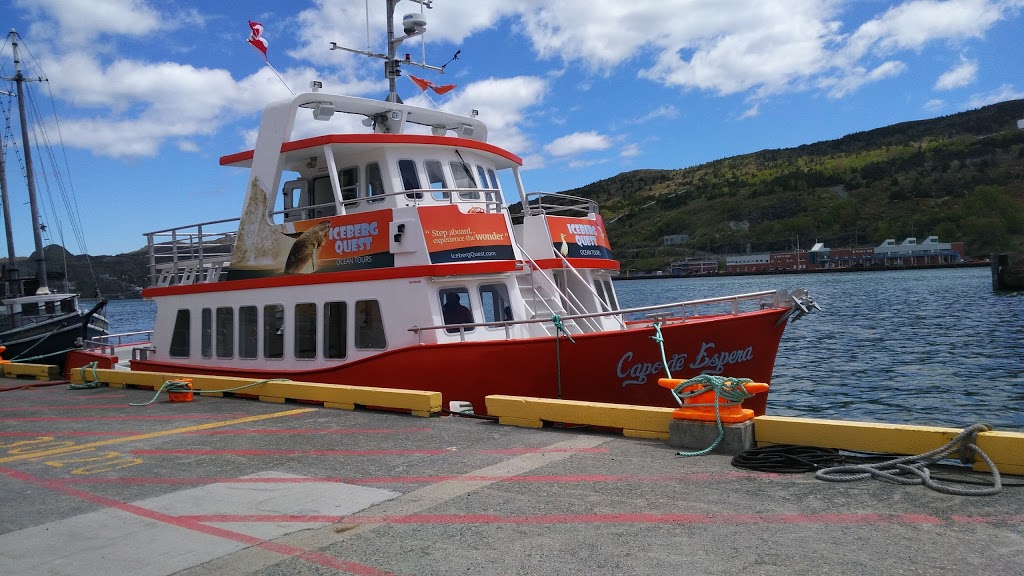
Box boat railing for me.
[83,330,154,356]
[514,245,603,332]
[522,192,598,218]
[410,290,786,342]
[146,217,240,287]
[549,247,626,330]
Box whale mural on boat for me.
[227,177,394,280]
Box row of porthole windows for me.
[168,300,387,360]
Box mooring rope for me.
[669,374,758,457]
[815,423,1002,496]
[67,361,104,390]
[129,378,294,406]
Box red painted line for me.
[186,427,432,435]
[167,512,950,526]
[0,380,69,392]
[345,512,946,525]
[130,449,454,456]
[0,404,131,411]
[0,414,250,422]
[128,447,608,456]
[0,466,397,576]
[64,472,778,486]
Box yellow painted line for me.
[755,416,1024,476]
[70,369,441,416]
[486,395,675,440]
[0,408,315,464]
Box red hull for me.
[128,308,789,416]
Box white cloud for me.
[620,143,641,158]
[820,60,907,98]
[544,131,613,157]
[965,83,1024,108]
[632,105,679,124]
[923,98,946,112]
[934,56,978,90]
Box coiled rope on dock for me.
[814,423,1002,496]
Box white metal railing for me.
[411,290,788,342]
[522,192,597,218]
[83,330,154,356]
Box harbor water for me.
[94,266,1024,431]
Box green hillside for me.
[565,99,1024,272]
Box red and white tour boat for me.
[84,2,816,415]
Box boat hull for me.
[0,316,108,369]
[129,307,789,415]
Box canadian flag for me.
[409,74,456,95]
[247,20,268,59]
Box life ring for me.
[468,207,484,213]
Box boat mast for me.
[7,30,49,295]
[0,88,17,273]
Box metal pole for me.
[10,30,49,294]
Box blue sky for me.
[2,0,1023,257]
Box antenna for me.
[330,0,443,103]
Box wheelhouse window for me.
[479,284,513,323]
[239,306,258,359]
[216,307,234,358]
[295,303,317,359]
[264,304,284,359]
[478,166,502,204]
[602,279,619,310]
[398,159,423,200]
[355,300,387,349]
[310,177,338,218]
[366,162,385,203]
[450,161,479,200]
[425,159,450,201]
[169,309,190,358]
[201,308,212,358]
[340,166,359,208]
[440,288,474,333]
[324,301,347,359]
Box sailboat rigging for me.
[0,29,109,368]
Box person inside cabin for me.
[442,292,473,331]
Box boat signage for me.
[547,215,613,259]
[419,205,515,264]
[290,211,395,272]
[615,342,755,387]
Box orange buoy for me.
[167,378,194,402]
[658,377,769,423]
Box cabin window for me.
[324,301,347,359]
[479,283,513,323]
[487,169,503,203]
[264,304,284,359]
[602,280,618,310]
[60,298,75,314]
[21,302,39,316]
[398,159,423,200]
[280,178,307,223]
[594,280,610,312]
[216,307,234,358]
[310,177,338,218]
[355,300,387,349]
[169,309,190,357]
[295,303,317,359]
[45,301,56,315]
[450,161,479,200]
[366,162,385,203]
[201,308,212,358]
[439,288,474,333]
[239,306,258,359]
[340,166,359,207]
[425,159,450,201]
[479,166,501,204]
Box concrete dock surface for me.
[1,376,1022,576]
